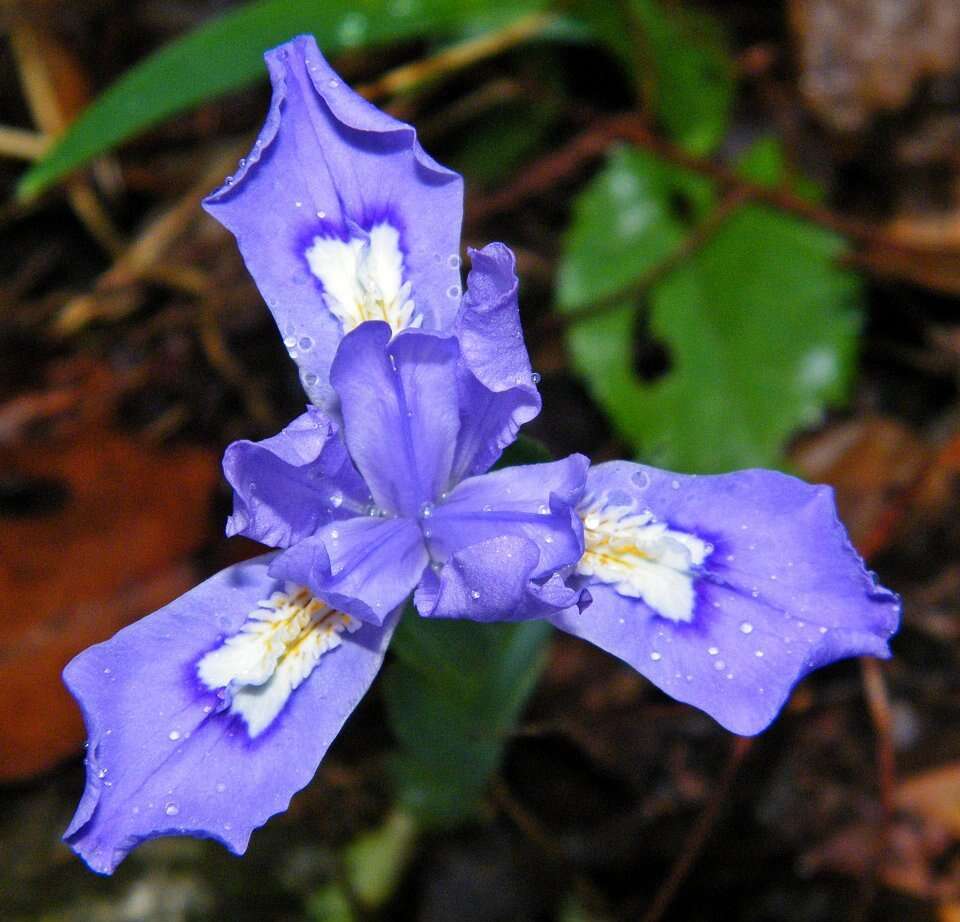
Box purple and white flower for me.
[550,462,900,735]
[61,33,900,878]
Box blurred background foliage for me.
[3,1,960,920]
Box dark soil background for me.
[3,2,960,920]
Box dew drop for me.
[447,284,461,299]
[707,646,719,656]
[537,504,550,515]
[168,730,181,741]
[316,210,327,219]
[419,502,434,519]
[531,372,542,384]
[650,651,662,662]
[330,491,344,508]
[328,79,339,89]
[755,650,764,657]
[283,335,297,349]
[739,621,754,635]
[714,660,726,671]
[544,535,554,544]
[482,503,492,512]
[470,590,481,600]
[299,336,314,351]
[164,803,180,817]
[103,667,111,675]
[818,626,828,634]
[670,479,680,490]
[448,254,460,268]
[304,372,319,387]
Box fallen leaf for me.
[789,0,960,132]
[791,416,930,554]
[0,367,218,780]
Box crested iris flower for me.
[61,34,899,876]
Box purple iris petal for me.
[269,516,429,625]
[428,457,589,576]
[450,244,541,480]
[63,555,396,874]
[223,406,369,547]
[331,321,460,517]
[202,35,463,408]
[415,536,585,622]
[550,461,900,736]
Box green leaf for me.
[573,0,733,154]
[343,809,418,908]
[384,608,551,827]
[17,0,548,200]
[556,143,862,473]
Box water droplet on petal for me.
[707,646,719,656]
[164,802,180,816]
[650,651,662,662]
[714,660,726,671]
[168,730,181,741]
[330,491,343,508]
[470,590,481,600]
[419,502,434,519]
[671,479,680,490]
[537,504,550,515]
[531,372,542,384]
[739,622,754,635]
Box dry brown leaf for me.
[790,0,960,132]
[898,763,960,839]
[0,370,218,780]
[791,416,930,553]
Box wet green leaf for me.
[18,0,548,200]
[556,143,862,473]
[574,0,733,154]
[384,611,551,826]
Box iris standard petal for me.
[269,515,429,626]
[331,322,460,517]
[552,461,900,736]
[63,556,396,874]
[415,535,587,622]
[428,456,589,575]
[450,244,541,480]
[223,406,370,547]
[202,34,463,408]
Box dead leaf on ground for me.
[789,0,960,132]
[0,365,219,780]
[791,416,930,555]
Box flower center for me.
[304,222,420,335]
[576,499,712,623]
[197,585,358,737]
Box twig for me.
[0,124,49,160]
[541,187,751,335]
[470,112,942,260]
[356,11,559,102]
[52,142,247,335]
[639,736,753,922]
